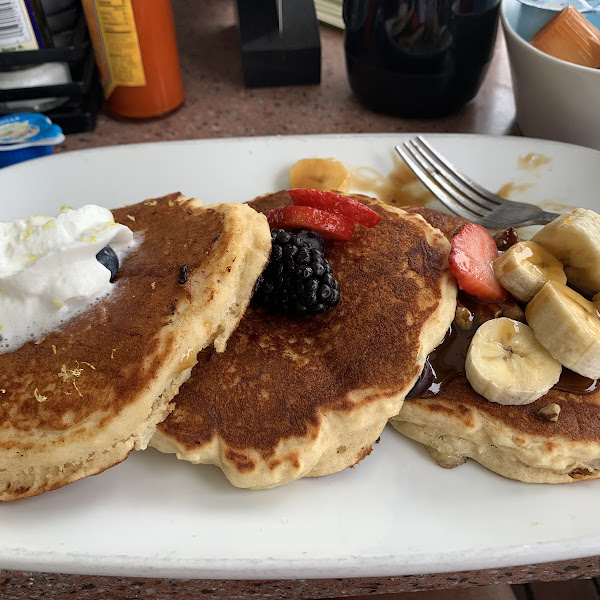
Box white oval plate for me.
[1,133,600,580]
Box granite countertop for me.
[58,0,517,154]
[7,1,597,598]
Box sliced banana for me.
[289,158,350,192]
[465,317,562,405]
[526,281,600,379]
[531,208,600,295]
[492,240,566,302]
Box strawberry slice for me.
[288,188,382,228]
[449,223,509,301]
[267,206,354,241]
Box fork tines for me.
[395,136,502,222]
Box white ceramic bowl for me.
[501,0,600,150]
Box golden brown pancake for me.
[391,375,600,483]
[0,193,271,501]
[401,206,468,241]
[150,191,457,489]
[390,207,600,484]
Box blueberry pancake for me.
[150,191,457,489]
[0,193,271,501]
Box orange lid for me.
[530,6,600,69]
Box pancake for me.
[150,191,457,489]
[390,375,600,483]
[390,207,600,484]
[401,206,468,241]
[0,193,271,501]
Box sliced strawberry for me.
[267,205,354,241]
[449,223,509,301]
[288,188,382,228]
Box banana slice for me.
[465,317,562,405]
[531,208,600,295]
[289,158,350,192]
[492,240,566,302]
[526,281,600,379]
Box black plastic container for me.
[343,0,500,117]
[0,12,101,134]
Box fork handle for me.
[510,210,560,228]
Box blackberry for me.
[295,228,325,253]
[254,228,340,315]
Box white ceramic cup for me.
[501,0,600,150]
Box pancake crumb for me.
[34,388,47,403]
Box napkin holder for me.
[236,0,321,87]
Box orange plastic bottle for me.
[82,0,184,119]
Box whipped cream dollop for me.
[0,205,135,354]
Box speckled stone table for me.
[57,0,517,154]
[2,557,600,599]
[7,1,594,598]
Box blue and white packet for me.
[0,113,65,168]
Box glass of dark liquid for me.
[343,0,501,117]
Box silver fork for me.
[395,136,561,229]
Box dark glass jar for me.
[343,0,501,117]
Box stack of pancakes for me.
[3,187,598,502]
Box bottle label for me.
[0,0,44,51]
[81,0,146,98]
